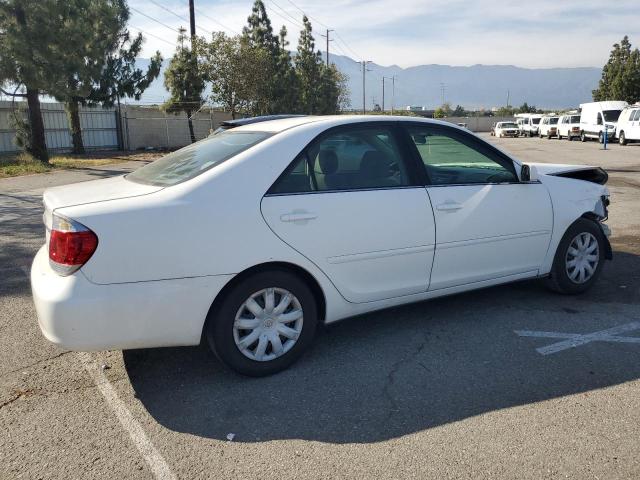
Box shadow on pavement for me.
[125,250,640,444]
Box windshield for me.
[603,110,622,122]
[501,122,518,128]
[532,118,541,125]
[127,131,271,186]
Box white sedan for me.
[32,116,612,376]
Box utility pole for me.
[188,0,196,39]
[440,82,446,106]
[391,75,397,114]
[362,61,371,114]
[382,76,393,112]
[506,89,510,108]
[324,29,334,66]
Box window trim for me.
[265,122,424,196]
[399,122,520,187]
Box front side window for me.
[127,131,271,186]
[407,126,518,186]
[269,126,410,194]
[632,110,640,121]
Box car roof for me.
[229,114,467,133]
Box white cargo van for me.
[515,113,543,137]
[579,101,628,143]
[616,104,640,145]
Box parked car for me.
[616,104,640,146]
[494,121,519,137]
[538,116,560,139]
[516,114,543,137]
[31,116,612,376]
[557,114,582,140]
[579,101,628,143]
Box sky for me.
[129,0,640,69]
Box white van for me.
[616,104,640,145]
[515,114,543,137]
[579,101,628,142]
[557,113,582,140]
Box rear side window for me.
[269,126,411,194]
[127,131,271,186]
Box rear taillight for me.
[49,213,98,276]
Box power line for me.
[192,5,240,34]
[145,0,211,35]
[284,0,329,29]
[129,6,182,34]
[267,0,305,29]
[129,24,176,47]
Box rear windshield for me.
[549,117,559,124]
[127,131,271,186]
[571,115,581,123]
[603,110,622,122]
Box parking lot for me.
[1,135,640,479]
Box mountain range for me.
[132,53,602,111]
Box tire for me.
[598,131,604,144]
[619,131,627,146]
[546,218,606,295]
[205,270,318,376]
[567,134,573,141]
[580,131,586,142]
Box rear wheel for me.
[619,131,627,146]
[205,270,318,376]
[546,218,605,294]
[580,131,587,142]
[598,131,604,143]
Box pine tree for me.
[295,16,323,114]
[47,0,130,154]
[163,29,206,143]
[593,36,640,103]
[0,0,57,162]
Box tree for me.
[593,36,640,104]
[518,102,537,113]
[453,104,466,116]
[198,33,273,118]
[88,31,162,108]
[163,28,206,143]
[273,26,299,113]
[317,63,349,113]
[45,0,130,154]
[295,16,323,114]
[0,0,58,162]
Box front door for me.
[404,124,553,290]
[261,124,436,303]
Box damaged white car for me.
[31,116,611,376]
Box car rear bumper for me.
[31,246,234,351]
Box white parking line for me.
[77,353,177,480]
[515,321,640,355]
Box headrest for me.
[318,150,338,174]
[360,151,389,178]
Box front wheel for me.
[205,270,318,376]
[619,131,627,146]
[546,218,605,294]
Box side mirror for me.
[521,164,539,182]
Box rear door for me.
[261,123,436,304]
[404,124,553,290]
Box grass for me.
[0,152,135,179]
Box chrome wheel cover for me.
[233,288,303,362]
[565,232,599,284]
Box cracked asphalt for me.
[1,135,640,479]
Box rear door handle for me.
[280,212,318,222]
[436,202,463,212]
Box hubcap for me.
[233,288,304,362]
[565,232,599,284]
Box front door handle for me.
[280,212,318,223]
[436,202,463,212]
